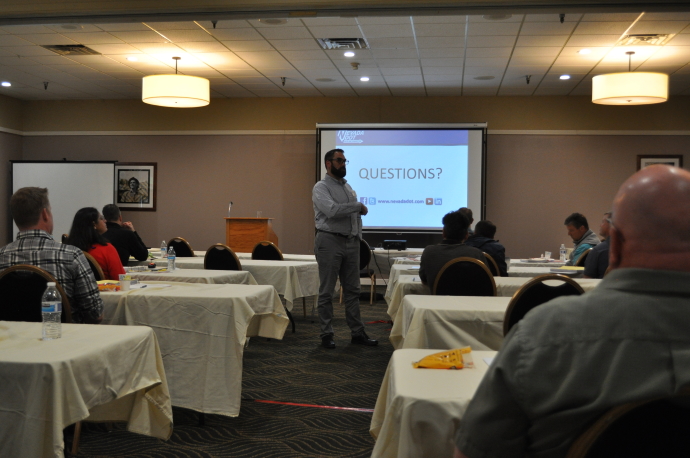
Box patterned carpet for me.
[74,295,394,458]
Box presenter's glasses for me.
[332,158,349,165]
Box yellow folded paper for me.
[555,266,584,271]
[413,347,474,370]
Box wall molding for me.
[3,127,690,137]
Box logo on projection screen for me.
[337,130,364,143]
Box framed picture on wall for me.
[115,162,157,211]
[637,155,683,170]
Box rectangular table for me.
[173,256,319,309]
[0,321,173,458]
[510,259,566,268]
[371,248,424,276]
[126,268,257,285]
[101,282,289,417]
[371,348,496,458]
[390,295,510,350]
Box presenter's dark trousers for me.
[314,231,365,339]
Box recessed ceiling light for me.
[259,18,288,25]
[473,76,495,80]
[360,76,370,82]
[1,82,10,87]
[560,74,571,80]
[344,51,355,57]
[127,56,138,61]
[483,14,513,21]
[578,49,591,55]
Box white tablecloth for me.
[510,259,566,268]
[101,282,289,417]
[372,248,424,276]
[391,295,510,350]
[0,321,172,458]
[173,257,319,309]
[387,275,602,323]
[371,349,496,458]
[190,251,317,262]
[127,268,257,285]
[508,266,583,278]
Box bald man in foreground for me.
[454,165,690,458]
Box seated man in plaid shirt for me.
[0,187,103,324]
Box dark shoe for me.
[321,335,336,349]
[351,332,378,346]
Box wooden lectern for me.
[224,218,279,253]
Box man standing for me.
[102,203,149,265]
[313,148,377,349]
[0,187,103,324]
[419,211,487,288]
[584,211,612,279]
[563,212,600,265]
[454,165,690,458]
[465,220,508,276]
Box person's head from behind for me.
[102,203,121,223]
[442,211,470,241]
[610,165,690,272]
[564,212,589,242]
[10,187,53,233]
[458,207,474,225]
[599,211,612,238]
[68,207,108,251]
[474,220,497,239]
[128,177,140,192]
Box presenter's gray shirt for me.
[312,175,362,238]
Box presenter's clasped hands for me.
[360,203,368,215]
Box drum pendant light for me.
[142,57,210,108]
[592,51,668,105]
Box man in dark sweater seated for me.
[465,220,508,276]
[102,204,149,265]
[419,211,487,288]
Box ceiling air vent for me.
[617,34,672,46]
[316,38,368,50]
[41,45,102,56]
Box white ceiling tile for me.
[419,48,465,58]
[465,47,511,57]
[643,46,690,65]
[358,17,413,25]
[0,55,39,66]
[198,20,250,29]
[279,50,327,60]
[260,69,303,78]
[468,15,523,23]
[44,25,103,33]
[463,66,503,76]
[424,74,462,82]
[220,40,273,51]
[551,56,598,67]
[18,34,78,46]
[87,43,143,55]
[516,35,569,47]
[94,23,150,32]
[637,64,682,73]
[524,14,581,22]
[414,23,466,37]
[413,15,467,24]
[219,69,262,78]
[417,37,465,48]
[421,58,465,67]
[378,58,419,68]
[581,13,643,22]
[256,27,313,40]
[628,21,689,35]
[145,22,201,31]
[372,49,418,59]
[380,67,421,75]
[196,53,251,69]
[573,22,633,35]
[109,31,167,43]
[306,26,362,38]
[360,24,414,39]
[210,28,263,41]
[512,47,561,57]
[128,42,182,54]
[565,35,620,47]
[21,55,73,66]
[157,30,216,43]
[301,17,358,26]
[383,74,423,82]
[0,35,36,46]
[423,66,463,75]
[5,45,59,56]
[176,41,228,53]
[289,60,337,69]
[0,25,55,34]
[59,32,123,44]
[465,57,510,66]
[668,34,690,45]
[270,39,319,51]
[466,36,516,47]
[365,37,416,49]
[246,19,303,28]
[520,22,576,35]
[467,23,521,36]
[642,13,690,21]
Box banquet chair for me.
[204,243,242,271]
[482,252,500,277]
[167,237,195,257]
[575,248,593,267]
[82,252,105,281]
[503,274,584,336]
[432,257,496,297]
[340,239,377,305]
[61,233,69,243]
[251,241,284,260]
[566,391,690,458]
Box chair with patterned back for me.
[167,237,195,257]
[503,274,584,336]
[566,391,690,458]
[432,257,497,296]
[575,248,593,267]
[204,243,242,271]
[82,252,105,281]
[61,234,69,244]
[0,264,73,323]
[482,252,500,277]
[252,241,284,261]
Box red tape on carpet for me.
[252,399,374,413]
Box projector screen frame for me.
[315,123,487,234]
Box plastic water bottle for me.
[167,246,176,271]
[41,282,62,340]
[161,240,168,258]
[559,244,567,262]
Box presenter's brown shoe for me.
[321,335,336,349]
[351,332,378,346]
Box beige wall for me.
[0,131,23,243]
[7,95,690,258]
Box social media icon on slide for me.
[369,197,376,205]
[425,198,434,205]
[360,197,367,204]
[435,198,442,205]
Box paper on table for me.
[412,276,421,282]
[483,357,494,366]
[130,283,172,289]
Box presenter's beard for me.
[332,166,346,178]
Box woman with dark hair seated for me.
[68,207,126,280]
